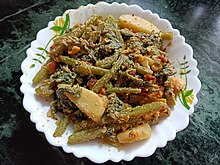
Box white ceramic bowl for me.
[20,2,201,163]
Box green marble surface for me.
[0,0,219,164]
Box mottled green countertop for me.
[0,0,219,164]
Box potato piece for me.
[117,123,151,144]
[118,14,160,34]
[65,87,106,122]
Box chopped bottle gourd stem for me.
[32,59,51,85]
[92,53,127,93]
[134,63,153,75]
[60,56,109,75]
[68,126,106,144]
[106,87,141,94]
[121,102,166,118]
[53,115,69,137]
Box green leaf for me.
[61,13,70,35]
[183,55,186,60]
[30,64,35,68]
[184,89,193,97]
[180,70,191,75]
[180,89,190,110]
[33,58,43,64]
[180,61,188,65]
[50,26,63,32]
[181,65,189,70]
[35,53,46,60]
[37,47,49,54]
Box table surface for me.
[0,0,219,164]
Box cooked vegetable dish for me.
[33,14,184,146]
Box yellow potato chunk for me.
[65,87,106,122]
[118,14,160,34]
[117,123,151,144]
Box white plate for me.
[20,2,201,163]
